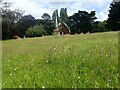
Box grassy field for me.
[2,31,119,88]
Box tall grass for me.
[2,32,118,88]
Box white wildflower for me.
[78,76,80,79]
[42,86,45,88]
[19,85,22,88]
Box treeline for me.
[1,1,120,40]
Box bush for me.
[25,25,46,38]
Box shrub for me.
[25,25,46,38]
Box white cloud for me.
[96,4,110,21]
[32,0,111,2]
[8,0,53,19]
[7,0,112,21]
[96,12,108,21]
[113,0,120,2]
[67,1,112,21]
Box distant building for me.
[54,22,70,35]
[54,11,70,35]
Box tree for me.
[68,10,97,34]
[14,9,24,22]
[89,11,97,33]
[93,21,108,32]
[52,9,60,28]
[60,8,68,24]
[43,20,54,35]
[42,13,51,20]
[41,13,54,35]
[1,1,24,40]
[68,13,80,34]
[17,14,36,37]
[0,0,2,40]
[2,2,12,40]
[107,1,120,31]
[1,1,23,40]
[25,25,46,37]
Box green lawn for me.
[2,31,119,88]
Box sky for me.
[7,0,113,21]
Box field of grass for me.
[2,31,119,88]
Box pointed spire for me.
[55,10,58,27]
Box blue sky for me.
[7,0,113,21]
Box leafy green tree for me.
[42,13,51,20]
[1,1,23,40]
[93,21,108,32]
[68,13,80,34]
[52,9,60,28]
[25,25,46,37]
[41,13,54,35]
[107,1,120,31]
[1,2,13,40]
[43,20,54,35]
[60,8,68,24]
[69,10,97,34]
[17,14,36,38]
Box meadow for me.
[2,31,119,88]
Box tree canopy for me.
[52,9,60,28]
[1,1,23,40]
[42,13,51,20]
[107,1,120,31]
[1,1,119,40]
[17,14,36,37]
[60,8,69,24]
[69,10,97,34]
